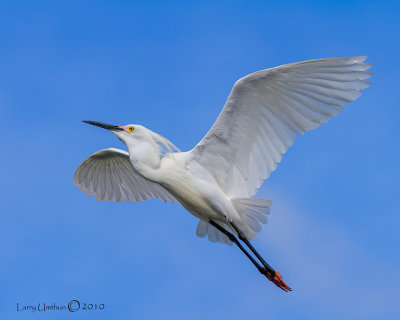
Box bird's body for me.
[146,151,241,226]
[113,131,246,234]
[74,56,372,291]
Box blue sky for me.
[1,0,399,319]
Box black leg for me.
[229,221,275,274]
[222,220,292,292]
[209,220,264,274]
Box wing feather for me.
[74,148,177,203]
[190,56,372,197]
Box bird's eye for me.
[128,126,134,133]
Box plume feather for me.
[149,131,180,154]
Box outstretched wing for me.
[190,56,372,197]
[73,148,177,203]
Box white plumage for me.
[73,56,372,290]
[75,56,372,243]
[74,148,177,203]
[192,56,372,198]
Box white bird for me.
[74,56,372,291]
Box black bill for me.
[82,120,123,131]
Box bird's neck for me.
[127,140,161,181]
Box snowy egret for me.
[74,56,372,291]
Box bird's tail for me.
[231,197,271,239]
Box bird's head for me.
[82,120,179,154]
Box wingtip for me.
[363,62,373,70]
